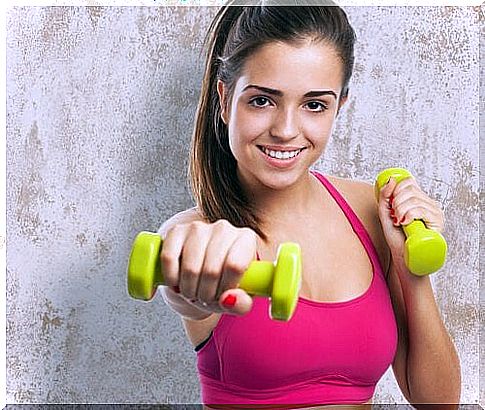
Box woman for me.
[158,5,461,408]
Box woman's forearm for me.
[396,266,461,406]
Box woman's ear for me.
[217,80,229,124]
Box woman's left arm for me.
[378,177,461,407]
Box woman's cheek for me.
[232,114,271,144]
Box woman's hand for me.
[160,219,258,317]
[377,176,445,273]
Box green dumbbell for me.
[375,168,447,275]
[127,231,302,321]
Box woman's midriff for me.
[204,400,373,410]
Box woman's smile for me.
[257,144,307,169]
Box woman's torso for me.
[182,173,395,408]
[184,173,390,341]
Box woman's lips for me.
[257,145,306,168]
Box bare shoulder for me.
[326,175,375,208]
[326,175,391,275]
[158,207,204,237]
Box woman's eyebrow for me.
[242,84,337,99]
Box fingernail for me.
[222,294,237,307]
[400,216,405,224]
[390,209,395,217]
[392,216,398,224]
[389,195,394,206]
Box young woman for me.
[158,5,461,409]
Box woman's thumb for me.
[219,288,253,316]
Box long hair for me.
[189,5,356,240]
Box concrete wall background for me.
[6,6,481,405]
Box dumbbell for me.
[375,167,447,275]
[127,231,302,321]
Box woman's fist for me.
[161,219,258,316]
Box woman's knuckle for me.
[189,221,203,233]
[204,267,221,281]
[241,227,256,238]
[160,249,173,265]
[215,219,229,227]
[213,219,230,234]
[182,264,199,279]
[224,260,247,275]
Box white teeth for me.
[261,147,302,160]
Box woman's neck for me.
[240,170,321,240]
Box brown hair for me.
[189,4,356,240]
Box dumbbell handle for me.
[128,231,277,301]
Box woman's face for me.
[217,39,347,192]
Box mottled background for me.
[6,5,481,406]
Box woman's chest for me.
[258,215,377,303]
[218,293,398,390]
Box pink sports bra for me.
[196,171,398,407]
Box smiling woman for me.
[217,40,344,194]
[155,4,461,409]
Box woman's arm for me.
[377,178,461,408]
[387,259,461,408]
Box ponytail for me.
[188,5,267,239]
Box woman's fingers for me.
[378,177,399,225]
[216,227,257,300]
[196,221,239,304]
[389,178,444,232]
[179,222,211,300]
[392,197,443,229]
[161,219,258,317]
[159,224,187,289]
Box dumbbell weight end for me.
[127,231,164,301]
[402,220,447,276]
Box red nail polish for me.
[392,216,398,224]
[222,294,237,307]
[390,209,395,217]
[400,216,405,224]
[389,195,394,206]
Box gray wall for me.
[6,6,481,405]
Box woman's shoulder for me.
[158,207,205,237]
[325,174,376,207]
[324,174,378,227]
[324,174,390,273]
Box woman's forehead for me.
[235,41,344,95]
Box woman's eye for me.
[306,101,328,112]
[249,97,271,108]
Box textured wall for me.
[6,6,481,405]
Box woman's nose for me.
[269,108,300,140]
